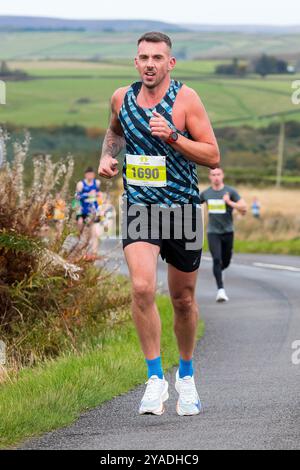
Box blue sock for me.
[146,356,163,379]
[179,357,194,378]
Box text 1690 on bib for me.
[126,154,167,187]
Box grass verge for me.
[234,238,300,256]
[0,295,204,449]
[203,237,300,256]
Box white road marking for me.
[253,262,300,272]
[202,255,300,273]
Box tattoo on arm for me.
[101,128,125,158]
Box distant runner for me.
[200,168,247,302]
[75,167,102,259]
[251,197,261,219]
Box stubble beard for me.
[142,73,167,90]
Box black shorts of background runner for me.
[122,200,202,273]
[207,232,234,289]
[76,214,101,224]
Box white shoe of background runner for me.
[139,375,169,415]
[216,288,229,302]
[175,370,202,416]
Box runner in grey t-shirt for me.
[200,168,247,302]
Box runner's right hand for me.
[98,156,119,179]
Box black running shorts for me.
[122,200,203,273]
[76,213,101,224]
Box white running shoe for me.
[216,288,229,302]
[175,370,202,416]
[139,375,169,415]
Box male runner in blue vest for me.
[98,32,220,416]
[76,167,102,259]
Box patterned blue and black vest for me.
[119,79,200,207]
[77,179,99,215]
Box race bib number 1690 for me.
[126,154,167,187]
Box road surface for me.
[20,241,300,450]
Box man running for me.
[98,32,220,416]
[200,168,247,302]
[251,196,261,219]
[75,167,102,259]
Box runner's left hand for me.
[149,112,171,142]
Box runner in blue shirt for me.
[76,167,102,259]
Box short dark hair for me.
[137,31,172,49]
[85,167,94,174]
[210,167,223,172]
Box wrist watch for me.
[167,130,179,144]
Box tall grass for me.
[0,129,129,376]
[234,212,300,242]
[234,186,300,242]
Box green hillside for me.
[1,60,299,129]
[1,31,300,60]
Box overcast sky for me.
[0,0,299,24]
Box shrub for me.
[0,129,129,372]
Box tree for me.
[215,58,247,77]
[253,54,288,77]
[0,61,10,76]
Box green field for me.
[1,31,300,60]
[1,60,300,129]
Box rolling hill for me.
[0,16,184,32]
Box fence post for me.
[276,119,285,188]
[0,80,6,105]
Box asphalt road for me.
[20,241,300,450]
